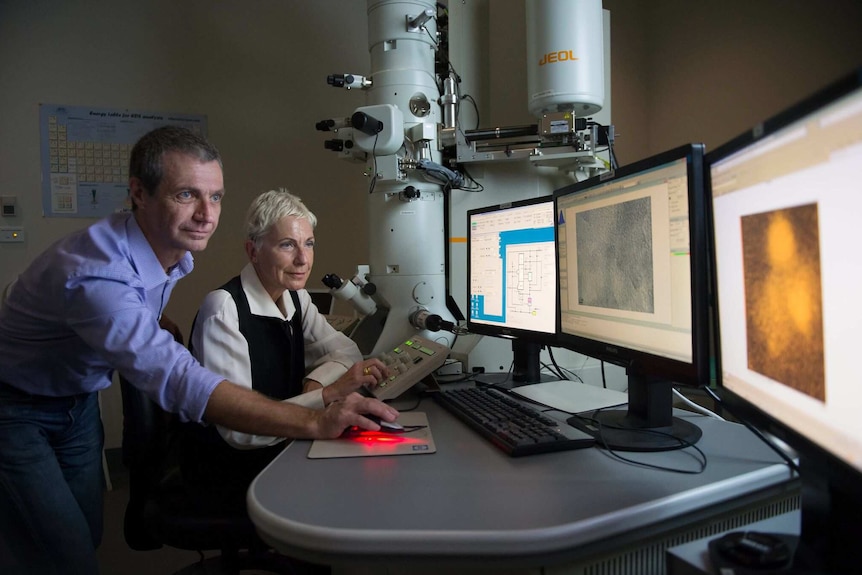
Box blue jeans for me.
[0,380,104,575]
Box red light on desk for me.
[352,433,406,444]
[342,428,425,448]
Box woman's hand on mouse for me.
[321,358,390,405]
[313,393,399,438]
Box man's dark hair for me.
[128,126,222,204]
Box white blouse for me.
[190,263,362,448]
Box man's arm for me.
[203,380,398,440]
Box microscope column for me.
[364,0,454,355]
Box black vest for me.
[180,276,306,512]
[218,275,305,400]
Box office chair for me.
[119,328,325,575]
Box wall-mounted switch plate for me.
[0,227,24,243]
[1,196,17,217]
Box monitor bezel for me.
[466,194,560,347]
[706,68,862,491]
[552,143,711,388]
[705,68,862,572]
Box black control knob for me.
[322,274,343,289]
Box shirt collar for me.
[126,214,194,287]
[240,262,296,320]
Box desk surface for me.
[248,390,797,568]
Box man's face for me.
[248,215,315,301]
[132,152,225,269]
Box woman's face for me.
[247,215,315,301]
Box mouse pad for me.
[307,412,436,459]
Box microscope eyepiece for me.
[322,274,343,289]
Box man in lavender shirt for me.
[0,126,396,575]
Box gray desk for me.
[248,393,799,574]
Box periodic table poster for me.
[39,104,207,218]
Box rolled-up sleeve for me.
[67,275,222,423]
[300,290,362,386]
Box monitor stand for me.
[567,372,702,452]
[474,339,558,389]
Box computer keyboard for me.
[372,336,450,401]
[433,387,596,457]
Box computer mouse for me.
[362,413,405,433]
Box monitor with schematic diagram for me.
[467,195,558,385]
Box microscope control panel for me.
[373,335,450,401]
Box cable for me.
[575,411,708,474]
[367,132,380,194]
[673,388,725,420]
[422,20,438,49]
[607,127,619,169]
[547,347,583,382]
[415,158,483,193]
[449,323,470,335]
[453,163,484,192]
[416,158,464,190]
[506,388,708,474]
[554,364,586,384]
[586,121,619,170]
[540,361,566,381]
[703,386,800,474]
[436,62,483,194]
[433,372,477,384]
[394,394,423,413]
[549,354,592,385]
[475,361,515,389]
[460,94,480,130]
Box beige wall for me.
[0,0,374,338]
[1,0,861,445]
[640,0,862,158]
[2,0,860,334]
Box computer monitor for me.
[467,195,558,385]
[554,143,711,451]
[708,69,862,572]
